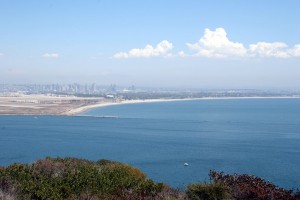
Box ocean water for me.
[0,98,300,189]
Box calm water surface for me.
[0,98,300,189]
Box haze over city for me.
[1,0,300,89]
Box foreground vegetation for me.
[0,157,299,200]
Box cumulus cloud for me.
[186,28,300,58]
[186,28,247,58]
[249,42,290,58]
[289,44,300,57]
[247,42,300,58]
[112,28,300,59]
[42,53,59,58]
[113,40,173,58]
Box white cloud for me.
[178,51,186,57]
[112,27,300,59]
[42,53,59,58]
[186,28,247,58]
[113,40,173,58]
[186,27,300,58]
[0,53,4,56]
[113,52,129,59]
[289,44,300,57]
[249,42,290,58]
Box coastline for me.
[1,95,300,116]
[63,98,195,116]
[63,96,300,116]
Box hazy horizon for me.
[1,1,300,89]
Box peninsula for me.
[1,84,300,116]
[1,93,300,116]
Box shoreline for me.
[64,96,300,116]
[1,96,299,116]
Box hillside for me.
[0,157,299,200]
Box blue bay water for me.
[0,98,300,189]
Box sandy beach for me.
[62,98,194,115]
[63,96,300,116]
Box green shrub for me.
[3,158,299,200]
[186,182,231,200]
[209,170,300,200]
[0,157,167,199]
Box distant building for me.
[106,94,114,98]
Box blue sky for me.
[0,0,300,89]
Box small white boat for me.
[184,163,189,166]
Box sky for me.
[0,0,300,89]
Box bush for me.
[186,182,231,200]
[0,157,168,200]
[209,170,300,200]
[1,158,299,200]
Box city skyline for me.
[1,0,300,89]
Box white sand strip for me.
[63,96,300,116]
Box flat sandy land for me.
[0,95,193,116]
[0,94,116,116]
[0,94,299,116]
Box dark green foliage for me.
[209,170,300,200]
[185,170,300,200]
[186,182,231,200]
[0,157,169,200]
[1,158,300,200]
